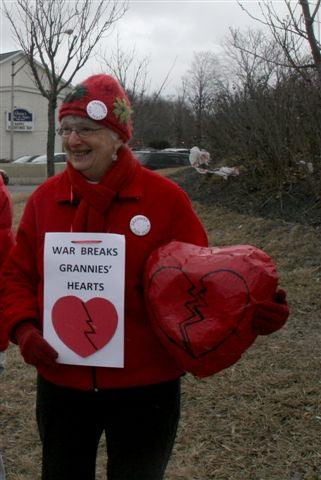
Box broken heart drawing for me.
[148,266,251,358]
[144,241,278,377]
[52,296,118,357]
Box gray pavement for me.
[8,184,38,194]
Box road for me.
[8,184,38,194]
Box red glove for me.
[253,289,289,335]
[14,322,58,368]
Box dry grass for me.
[1,186,321,480]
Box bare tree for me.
[99,33,178,102]
[98,34,179,147]
[238,0,321,83]
[184,51,223,146]
[171,80,193,147]
[225,28,282,93]
[98,34,150,104]
[3,0,128,176]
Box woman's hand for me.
[15,322,59,368]
[253,289,290,335]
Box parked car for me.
[162,148,190,153]
[134,150,190,170]
[31,152,67,164]
[13,154,39,164]
[0,169,9,185]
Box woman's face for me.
[61,116,122,181]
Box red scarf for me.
[67,145,137,232]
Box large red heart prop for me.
[144,242,278,377]
[52,296,118,357]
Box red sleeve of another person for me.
[0,176,15,350]
[0,177,14,264]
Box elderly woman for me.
[0,74,208,480]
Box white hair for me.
[107,129,121,143]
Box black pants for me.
[36,375,181,480]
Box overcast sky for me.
[0,0,288,95]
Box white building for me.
[0,50,72,162]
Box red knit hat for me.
[59,74,133,142]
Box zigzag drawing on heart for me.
[149,266,251,359]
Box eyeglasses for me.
[57,127,105,138]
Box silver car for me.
[31,153,67,164]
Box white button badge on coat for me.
[130,215,151,236]
[86,100,108,120]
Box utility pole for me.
[10,60,15,162]
[10,55,28,162]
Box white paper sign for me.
[44,232,125,367]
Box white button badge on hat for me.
[130,215,151,236]
[86,100,108,120]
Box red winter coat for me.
[1,160,208,390]
[0,176,15,350]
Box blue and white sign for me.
[6,108,34,131]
